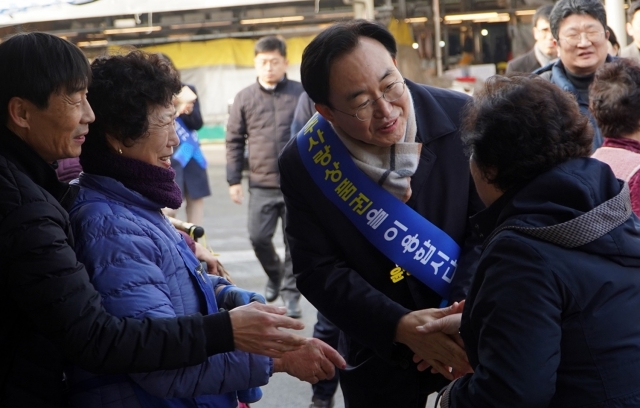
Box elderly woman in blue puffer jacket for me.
[66,50,344,408]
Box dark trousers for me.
[247,187,299,301]
[312,312,341,400]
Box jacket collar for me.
[0,125,78,210]
[547,55,615,93]
[257,74,288,93]
[406,79,458,144]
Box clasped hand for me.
[395,301,472,380]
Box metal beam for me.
[0,0,313,27]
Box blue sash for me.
[296,113,460,299]
[173,118,207,169]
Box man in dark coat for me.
[506,4,557,74]
[0,32,312,408]
[279,20,483,407]
[534,0,612,150]
[226,36,304,317]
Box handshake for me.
[395,301,472,381]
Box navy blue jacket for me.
[451,158,640,407]
[68,173,271,408]
[279,80,483,403]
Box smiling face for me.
[19,89,94,163]
[555,14,609,76]
[116,104,179,169]
[316,37,410,147]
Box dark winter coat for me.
[0,127,232,407]
[505,48,541,74]
[450,158,640,407]
[226,76,303,188]
[279,80,483,406]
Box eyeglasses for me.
[332,80,406,121]
[255,58,284,67]
[560,31,605,47]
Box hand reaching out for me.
[273,338,346,384]
[228,302,306,358]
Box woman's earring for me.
[118,148,123,155]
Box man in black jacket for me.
[0,32,321,407]
[279,20,483,407]
[226,36,304,317]
[506,4,557,74]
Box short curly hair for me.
[590,59,640,139]
[462,75,593,192]
[83,50,181,158]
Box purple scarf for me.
[80,148,183,209]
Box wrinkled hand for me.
[216,285,266,310]
[229,184,243,205]
[273,338,346,384]
[194,242,219,276]
[229,302,306,358]
[414,302,466,374]
[394,303,471,380]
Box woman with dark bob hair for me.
[66,50,343,408]
[427,75,640,407]
[591,58,640,216]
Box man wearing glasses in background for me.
[506,4,557,74]
[535,0,612,150]
[226,36,304,318]
[279,20,483,407]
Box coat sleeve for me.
[1,199,230,374]
[450,237,562,407]
[74,211,270,398]
[179,84,204,131]
[279,145,411,361]
[226,91,248,186]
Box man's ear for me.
[315,103,335,123]
[628,22,634,37]
[7,97,30,130]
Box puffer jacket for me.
[447,158,640,407]
[68,173,271,408]
[226,76,303,188]
[0,128,231,408]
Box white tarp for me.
[181,64,301,125]
[0,0,309,26]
